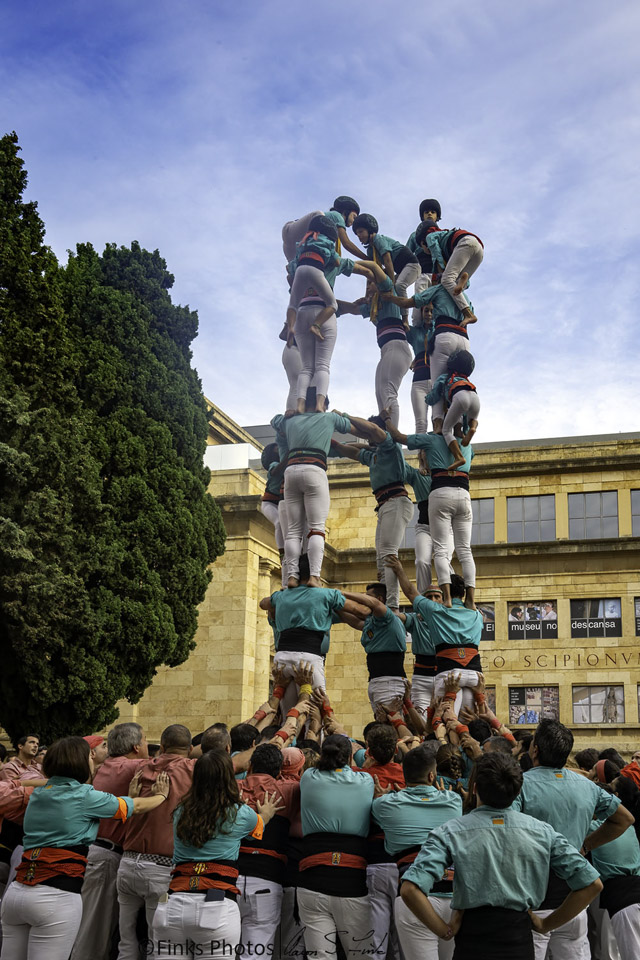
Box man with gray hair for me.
[71,723,148,960]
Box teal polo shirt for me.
[406,433,473,473]
[403,805,600,911]
[301,767,374,837]
[412,596,483,648]
[403,463,431,502]
[512,766,620,850]
[413,283,470,320]
[589,819,640,881]
[404,611,436,656]
[173,803,259,863]
[23,778,134,849]
[270,585,345,634]
[271,411,351,458]
[360,607,407,654]
[372,784,462,858]
[359,432,407,491]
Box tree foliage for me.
[0,132,225,742]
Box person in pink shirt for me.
[115,723,195,960]
[71,723,149,960]
[0,735,43,782]
[82,735,108,772]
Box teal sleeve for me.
[549,830,601,890]
[413,286,438,308]
[85,789,128,820]
[593,787,620,823]
[402,827,451,895]
[337,257,355,277]
[413,595,437,617]
[329,591,346,612]
[359,448,374,466]
[325,210,346,229]
[379,432,396,452]
[331,413,352,435]
[238,804,260,837]
[377,275,393,293]
[511,793,523,812]
[406,433,432,451]
[374,235,394,257]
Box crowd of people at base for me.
[2,663,640,960]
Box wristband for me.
[504,732,516,744]
[322,703,334,717]
[287,708,300,719]
[444,691,457,702]
[299,684,313,696]
[490,717,502,731]
[474,691,486,703]
[253,710,267,722]
[455,724,469,736]
[272,686,285,701]
[404,698,414,709]
[274,730,289,742]
[391,718,405,730]
[426,707,435,723]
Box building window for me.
[471,498,494,545]
[486,686,496,714]
[509,687,559,725]
[568,491,618,539]
[478,603,495,642]
[636,598,640,637]
[570,599,622,638]
[507,495,555,542]
[632,491,640,537]
[573,685,625,724]
[508,601,558,640]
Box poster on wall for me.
[570,598,622,638]
[478,603,495,642]
[509,686,559,725]
[508,600,558,640]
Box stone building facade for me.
[117,404,640,755]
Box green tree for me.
[0,133,225,742]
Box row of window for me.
[471,597,637,642]
[483,684,634,726]
[470,489,640,545]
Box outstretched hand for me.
[443,672,461,695]
[292,661,314,688]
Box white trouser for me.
[375,340,412,428]
[273,651,326,715]
[152,892,241,960]
[428,487,475,587]
[410,379,432,434]
[288,265,337,314]
[376,496,415,609]
[415,523,454,593]
[429,332,470,422]
[434,668,480,715]
[274,887,306,960]
[116,856,172,960]
[411,272,432,325]
[442,391,481,446]
[282,211,323,262]
[261,501,284,551]
[411,675,436,717]
[589,893,621,960]
[296,888,374,960]
[611,904,640,960]
[395,262,422,319]
[532,908,588,960]
[368,676,407,713]
[394,894,454,960]
[71,844,121,960]
[1,882,83,960]
[295,307,337,400]
[366,863,401,960]
[283,464,330,580]
[440,236,484,312]
[282,343,303,413]
[237,876,283,955]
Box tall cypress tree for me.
[0,133,225,742]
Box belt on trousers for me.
[123,850,173,867]
[299,852,367,871]
[287,448,328,470]
[94,838,124,855]
[373,482,409,509]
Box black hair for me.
[367,726,398,764]
[298,554,311,582]
[16,734,39,749]
[258,725,280,744]
[367,414,386,431]
[519,752,533,772]
[161,724,192,750]
[366,582,387,602]
[468,719,492,744]
[317,734,352,771]
[533,719,574,768]
[483,738,514,756]
[436,743,463,780]
[148,744,161,758]
[475,753,523,808]
[599,748,625,769]
[250,743,283,779]
[201,725,232,754]
[419,198,441,221]
[363,721,384,741]
[575,748,599,771]
[597,759,621,784]
[261,442,280,471]
[402,743,436,783]
[230,723,260,753]
[352,213,379,237]
[447,350,475,378]
[415,220,439,247]
[613,776,640,842]
[450,574,466,600]
[296,739,321,755]
[43,737,91,783]
[0,744,7,763]
[308,214,338,243]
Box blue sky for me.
[2,0,639,441]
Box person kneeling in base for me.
[400,753,602,960]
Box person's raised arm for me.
[380,412,409,445]
[342,591,387,619]
[246,663,290,730]
[338,226,367,259]
[342,596,375,620]
[270,663,314,749]
[342,413,386,444]
[355,260,388,285]
[330,439,363,461]
[336,299,364,316]
[337,609,367,630]
[380,291,415,309]
[384,556,419,604]
[583,804,635,854]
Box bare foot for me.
[307,575,322,588]
[310,324,324,341]
[287,577,299,589]
[453,272,469,297]
[461,427,476,446]
[461,309,477,326]
[448,457,466,472]
[285,409,297,418]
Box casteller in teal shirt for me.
[359,432,407,491]
[270,584,345,634]
[412,595,483,648]
[360,607,407,654]
[172,803,260,864]
[23,778,134,849]
[406,433,473,474]
[271,411,351,459]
